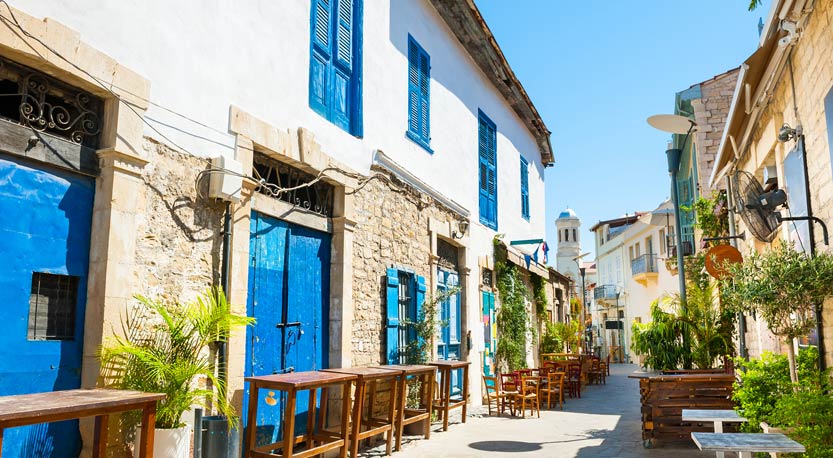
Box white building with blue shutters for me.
[1,1,555,452]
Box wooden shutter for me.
[418,49,430,141]
[407,38,420,136]
[330,0,354,130]
[309,0,332,114]
[414,275,426,349]
[520,156,529,219]
[478,112,497,228]
[385,268,400,365]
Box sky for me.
[474,1,771,261]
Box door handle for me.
[275,322,302,328]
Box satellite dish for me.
[647,114,697,134]
[733,170,783,242]
[705,245,743,279]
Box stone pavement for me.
[362,364,713,458]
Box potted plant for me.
[99,287,253,458]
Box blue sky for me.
[474,1,770,260]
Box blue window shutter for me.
[309,0,362,136]
[407,37,420,137]
[520,156,530,220]
[418,48,430,142]
[478,111,497,229]
[309,0,332,116]
[414,275,427,349]
[385,268,400,365]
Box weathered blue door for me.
[0,155,94,457]
[437,269,462,396]
[244,212,330,447]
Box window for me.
[645,236,653,255]
[618,310,625,319]
[28,272,79,341]
[659,229,666,255]
[478,110,497,229]
[558,231,562,243]
[309,0,363,136]
[406,35,431,151]
[564,229,569,241]
[572,228,577,242]
[628,245,634,261]
[385,269,426,364]
[520,156,529,220]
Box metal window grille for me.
[253,153,335,217]
[397,272,413,364]
[28,272,79,341]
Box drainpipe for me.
[218,201,232,386]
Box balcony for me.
[631,254,659,286]
[593,285,618,305]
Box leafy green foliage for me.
[402,288,456,366]
[539,321,563,354]
[631,281,733,370]
[722,244,833,382]
[748,0,762,11]
[684,191,730,242]
[494,260,532,372]
[99,288,253,429]
[531,274,548,317]
[769,385,833,458]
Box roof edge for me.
[429,0,554,166]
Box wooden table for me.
[0,389,164,458]
[375,364,436,450]
[691,432,805,458]
[683,410,748,458]
[322,367,403,458]
[429,360,470,431]
[245,371,356,458]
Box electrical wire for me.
[785,205,808,254]
[0,1,433,210]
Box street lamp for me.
[648,114,696,367]
[573,252,591,353]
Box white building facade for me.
[0,1,554,455]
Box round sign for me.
[704,245,743,279]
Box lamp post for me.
[648,114,697,367]
[573,252,591,353]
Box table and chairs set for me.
[244,360,471,458]
[682,409,805,457]
[482,354,609,419]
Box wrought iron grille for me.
[481,267,493,287]
[253,153,335,218]
[0,57,102,148]
[28,272,79,341]
[436,239,458,271]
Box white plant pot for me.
[134,425,190,458]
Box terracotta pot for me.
[134,425,191,458]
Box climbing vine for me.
[531,274,548,318]
[493,237,533,372]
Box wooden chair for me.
[541,371,564,410]
[514,376,540,418]
[587,357,606,385]
[483,375,514,416]
[566,362,581,398]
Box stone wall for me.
[350,165,460,367]
[133,138,225,303]
[738,0,833,366]
[692,68,739,197]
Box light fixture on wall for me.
[452,219,469,239]
[777,123,801,143]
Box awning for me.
[648,208,674,226]
[710,32,784,186]
[501,241,550,278]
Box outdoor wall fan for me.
[733,170,829,245]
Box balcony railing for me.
[631,254,658,276]
[594,285,618,301]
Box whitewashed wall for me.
[13,0,547,245]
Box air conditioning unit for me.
[208,156,243,202]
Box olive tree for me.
[722,244,833,384]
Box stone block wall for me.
[739,0,833,367]
[693,68,739,197]
[350,165,460,367]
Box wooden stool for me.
[375,364,436,450]
[244,371,356,458]
[322,367,403,458]
[429,360,470,431]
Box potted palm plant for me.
[99,288,253,458]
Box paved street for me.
[365,364,712,458]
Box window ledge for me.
[406,130,433,153]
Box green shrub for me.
[732,347,820,433]
[769,385,833,458]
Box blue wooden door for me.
[244,212,330,447]
[0,155,94,457]
[437,269,462,397]
[482,291,496,377]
